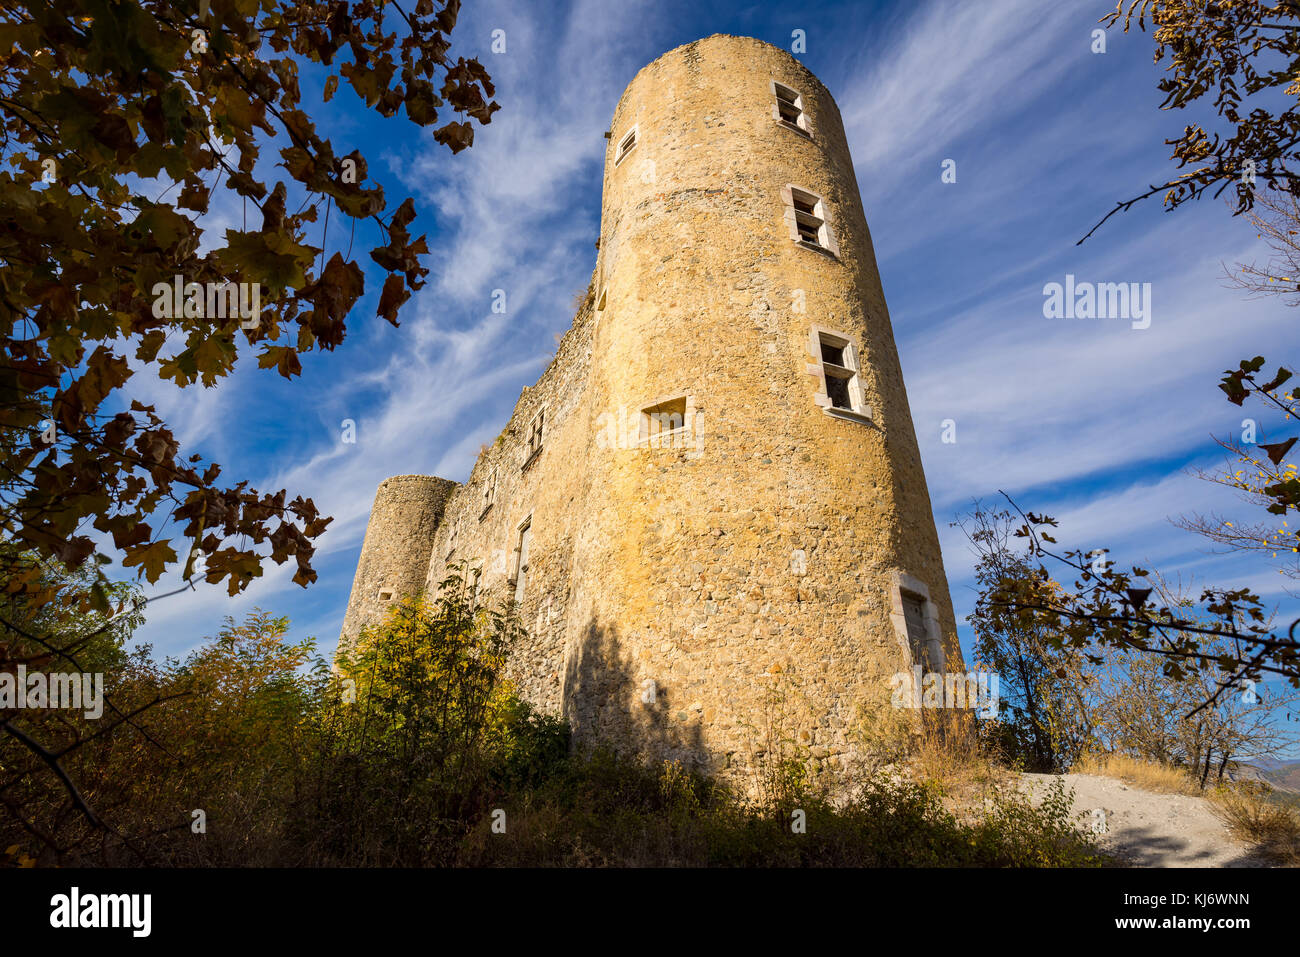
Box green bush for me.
[458,754,1105,868]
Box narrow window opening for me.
[791,188,825,247]
[480,468,496,519]
[615,126,637,166]
[377,589,394,603]
[783,185,837,255]
[512,520,532,604]
[773,83,808,134]
[525,408,544,465]
[901,592,932,669]
[813,328,868,419]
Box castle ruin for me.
[340,35,960,778]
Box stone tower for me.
[340,36,960,779]
[338,474,458,651]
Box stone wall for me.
[417,281,602,717]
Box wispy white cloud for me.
[828,0,1300,642]
[839,0,1089,183]
[908,223,1292,505]
[127,0,667,655]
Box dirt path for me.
[1019,772,1270,868]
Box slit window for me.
[526,408,544,461]
[615,126,637,166]
[782,185,837,255]
[901,593,932,669]
[891,573,945,673]
[512,519,532,604]
[792,189,823,244]
[481,467,496,518]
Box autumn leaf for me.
[122,540,179,584]
[377,273,409,324]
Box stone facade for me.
[339,35,961,779]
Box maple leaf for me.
[122,540,179,584]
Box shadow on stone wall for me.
[561,616,709,772]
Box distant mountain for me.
[1251,758,1300,793]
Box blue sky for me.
[125,0,1296,732]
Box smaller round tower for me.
[338,474,459,652]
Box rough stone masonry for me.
[340,35,961,781]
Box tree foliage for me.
[306,567,566,864]
[979,359,1300,704]
[2,604,321,863]
[958,505,1091,773]
[988,492,1299,714]
[1,567,569,865]
[1083,593,1298,787]
[0,0,497,608]
[1085,0,1300,241]
[1175,355,1300,581]
[1223,186,1300,302]
[962,506,1299,780]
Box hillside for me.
[1255,759,1300,794]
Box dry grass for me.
[1073,753,1201,795]
[852,677,1007,797]
[1208,784,1300,866]
[910,709,1006,795]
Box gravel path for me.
[1019,772,1270,868]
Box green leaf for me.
[216,228,315,294]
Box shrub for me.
[1209,782,1300,865]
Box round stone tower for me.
[558,35,960,774]
[338,474,459,653]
